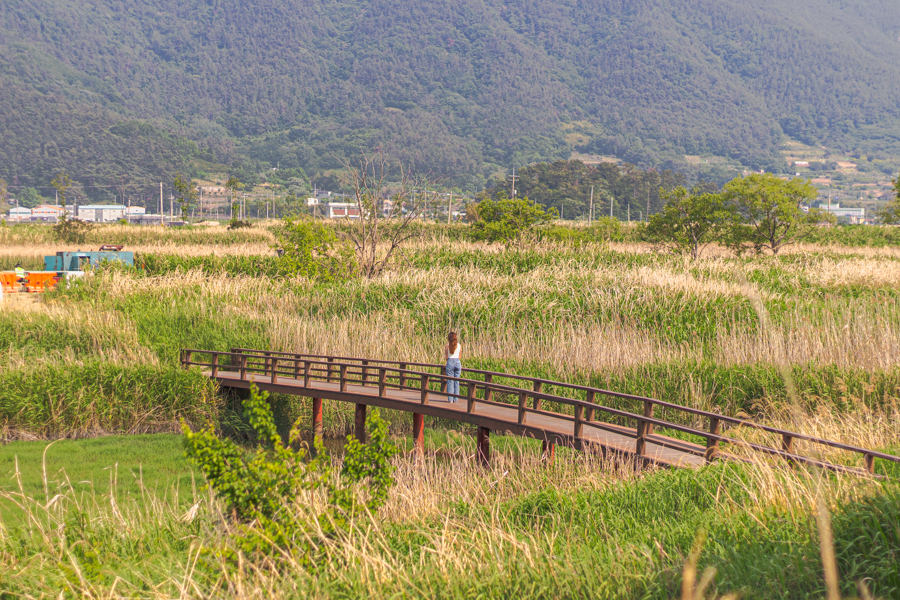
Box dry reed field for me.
[1,221,899,598]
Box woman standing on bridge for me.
[444,332,462,403]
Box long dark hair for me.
[448,331,458,354]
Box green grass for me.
[0,362,219,436]
[0,434,195,522]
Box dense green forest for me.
[1,0,900,199]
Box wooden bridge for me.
[181,348,900,477]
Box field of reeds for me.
[1,220,899,598]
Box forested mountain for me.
[1,0,900,197]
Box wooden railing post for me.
[183,350,191,370]
[782,434,794,455]
[327,357,335,383]
[303,361,311,387]
[294,358,301,379]
[240,355,247,380]
[264,351,272,377]
[484,374,493,403]
[361,360,369,386]
[271,358,278,384]
[440,377,447,394]
[399,363,407,388]
[211,354,219,378]
[635,401,654,458]
[586,390,596,422]
[420,375,430,405]
[466,381,477,413]
[865,454,875,474]
[705,417,721,462]
[574,404,584,439]
[517,391,528,425]
[643,400,655,436]
[378,368,387,397]
[339,365,348,392]
[532,381,543,411]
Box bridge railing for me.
[180,348,900,478]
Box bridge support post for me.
[311,397,323,444]
[541,440,555,463]
[476,426,490,467]
[355,403,367,443]
[412,413,425,457]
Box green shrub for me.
[183,385,397,559]
[272,217,355,281]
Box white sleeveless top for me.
[447,343,461,359]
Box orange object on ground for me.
[26,272,60,293]
[0,272,19,293]
[0,271,61,293]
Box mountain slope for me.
[1,0,899,193]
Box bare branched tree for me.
[340,151,433,278]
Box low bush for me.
[183,385,397,560]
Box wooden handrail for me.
[181,349,900,476]
[238,350,900,463]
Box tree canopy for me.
[646,187,735,259]
[723,174,832,254]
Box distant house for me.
[793,161,810,167]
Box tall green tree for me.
[51,172,73,210]
[724,174,831,255]
[646,187,735,260]
[878,175,900,224]
[471,192,558,248]
[173,173,199,222]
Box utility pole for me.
[627,203,630,222]
[159,183,163,221]
[589,186,594,225]
[448,191,452,224]
[610,191,614,218]
[511,168,517,197]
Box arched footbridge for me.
[181,348,899,477]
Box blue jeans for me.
[445,359,461,402]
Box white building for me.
[126,206,146,216]
[76,204,127,223]
[7,207,32,221]
[818,203,865,224]
[32,205,66,221]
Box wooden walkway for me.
[182,348,900,475]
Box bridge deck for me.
[213,370,706,468]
